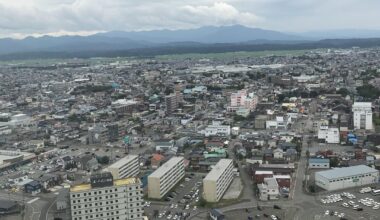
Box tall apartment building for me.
[106,155,140,179]
[165,94,178,115]
[148,156,185,199]
[352,102,372,130]
[70,172,144,220]
[203,159,234,202]
[229,89,258,112]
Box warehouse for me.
[315,165,379,191]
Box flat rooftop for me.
[353,102,372,108]
[70,177,140,193]
[149,157,184,178]
[204,159,233,181]
[108,155,138,169]
[316,165,378,180]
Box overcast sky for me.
[1,0,380,38]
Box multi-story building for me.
[106,155,140,179]
[70,172,144,220]
[352,102,372,130]
[317,126,340,144]
[229,90,258,112]
[148,156,185,199]
[203,159,234,202]
[165,94,178,115]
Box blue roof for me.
[309,158,330,163]
[316,165,378,180]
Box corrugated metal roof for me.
[316,165,378,180]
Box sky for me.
[1,0,380,38]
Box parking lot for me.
[223,205,294,220]
[316,185,380,220]
[144,172,204,219]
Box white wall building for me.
[258,177,280,201]
[203,125,231,137]
[148,157,185,199]
[203,159,234,202]
[70,173,144,220]
[315,165,379,191]
[317,126,340,144]
[352,102,373,130]
[106,155,140,179]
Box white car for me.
[166,214,172,219]
[373,205,380,210]
[342,203,349,208]
[193,206,197,211]
[324,210,330,215]
[185,205,190,210]
[270,215,277,220]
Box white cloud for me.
[0,0,380,37]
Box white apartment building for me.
[70,173,144,220]
[148,157,185,199]
[106,155,140,179]
[203,159,234,202]
[352,102,373,130]
[317,126,340,144]
[315,165,379,191]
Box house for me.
[151,154,165,169]
[38,174,61,190]
[155,140,175,152]
[258,177,280,201]
[24,180,42,195]
[309,158,330,169]
[210,209,225,220]
[273,148,284,159]
[75,154,100,171]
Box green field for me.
[155,49,312,60]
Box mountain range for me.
[1,25,380,59]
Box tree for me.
[97,156,110,164]
[337,88,349,97]
[330,157,339,167]
[357,84,380,100]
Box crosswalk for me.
[27,197,40,204]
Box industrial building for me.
[0,150,35,171]
[70,172,144,220]
[315,165,379,191]
[352,102,373,130]
[106,155,140,179]
[148,157,185,199]
[203,159,234,202]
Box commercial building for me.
[70,172,144,220]
[203,159,234,202]
[148,157,185,199]
[352,102,372,130]
[106,155,140,179]
[315,165,379,191]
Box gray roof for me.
[316,165,378,180]
[309,158,330,164]
[0,200,17,209]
